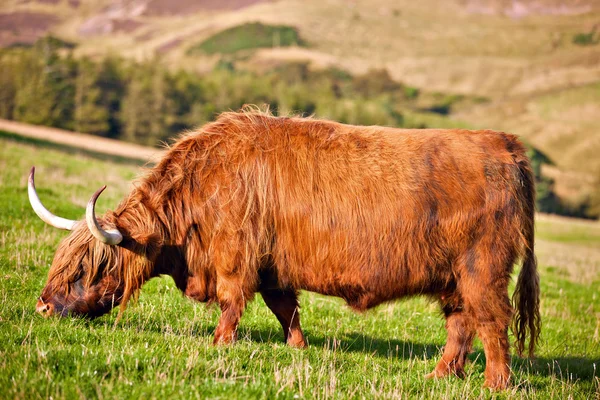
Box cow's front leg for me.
[213,278,251,345]
[260,288,307,348]
[213,300,245,345]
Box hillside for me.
[1,0,599,208]
[2,1,598,94]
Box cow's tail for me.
[511,148,541,358]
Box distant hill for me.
[1,0,599,206]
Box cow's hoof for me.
[483,378,510,391]
[287,339,307,349]
[213,333,237,346]
[425,370,445,379]
[424,371,437,379]
[425,367,465,380]
[287,333,307,348]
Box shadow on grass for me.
[0,130,153,167]
[95,316,599,382]
[304,330,442,360]
[511,355,599,381]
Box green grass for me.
[536,217,600,245]
[187,23,304,56]
[1,136,599,399]
[573,30,598,46]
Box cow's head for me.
[28,167,159,319]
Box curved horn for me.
[86,186,123,245]
[28,166,77,230]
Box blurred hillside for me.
[0,0,599,217]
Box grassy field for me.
[0,135,599,399]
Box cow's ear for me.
[120,232,163,259]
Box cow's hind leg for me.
[426,300,475,380]
[260,289,307,348]
[467,289,512,389]
[461,258,514,389]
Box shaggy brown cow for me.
[30,110,540,389]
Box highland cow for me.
[30,110,540,389]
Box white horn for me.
[86,185,123,245]
[28,167,77,230]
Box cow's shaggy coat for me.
[37,110,540,389]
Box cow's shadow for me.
[252,328,599,382]
[101,318,599,383]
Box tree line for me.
[0,37,415,146]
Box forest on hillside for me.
[0,36,597,219]
[0,37,416,144]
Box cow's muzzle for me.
[36,297,54,317]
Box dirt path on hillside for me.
[0,119,166,164]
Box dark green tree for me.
[0,55,16,119]
[12,44,75,129]
[74,59,109,135]
[121,61,175,146]
[97,57,127,138]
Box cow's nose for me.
[36,298,54,316]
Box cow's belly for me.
[293,262,452,312]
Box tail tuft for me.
[512,247,541,357]
[511,151,541,357]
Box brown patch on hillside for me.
[79,17,144,36]
[112,19,145,33]
[461,0,596,17]
[78,1,147,37]
[246,47,338,71]
[154,26,215,54]
[156,37,184,54]
[135,30,156,41]
[143,0,266,15]
[16,0,61,4]
[0,12,59,47]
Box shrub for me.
[573,28,598,46]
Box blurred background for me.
[0,0,598,219]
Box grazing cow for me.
[30,110,540,389]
